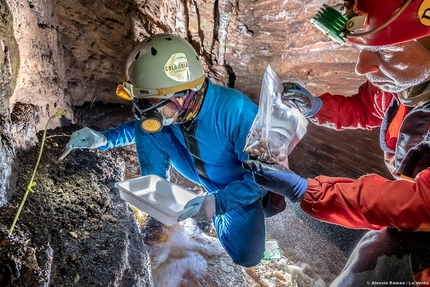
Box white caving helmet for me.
[116,34,206,132]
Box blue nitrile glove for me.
[242,160,307,203]
[177,193,216,222]
[281,82,322,118]
[66,127,108,149]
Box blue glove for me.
[281,82,322,118]
[243,160,307,203]
[66,127,108,149]
[177,193,216,222]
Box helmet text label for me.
[164,53,191,82]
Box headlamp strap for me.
[155,75,205,96]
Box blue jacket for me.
[101,78,267,214]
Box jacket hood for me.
[398,80,430,107]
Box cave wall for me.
[3,0,365,119]
[6,0,364,110]
[5,0,71,120]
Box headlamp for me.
[311,0,413,45]
[310,4,350,45]
[116,84,132,100]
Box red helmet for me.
[311,0,430,46]
[347,0,430,46]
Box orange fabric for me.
[306,80,430,282]
[304,81,430,231]
[311,82,391,130]
[385,104,410,150]
[414,268,430,285]
[301,168,430,231]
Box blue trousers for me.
[134,127,266,267]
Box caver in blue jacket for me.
[100,78,268,266]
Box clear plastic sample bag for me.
[244,65,308,168]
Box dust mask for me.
[157,106,178,126]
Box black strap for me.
[180,121,208,178]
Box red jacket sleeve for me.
[301,168,430,231]
[311,81,392,130]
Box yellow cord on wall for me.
[8,109,66,237]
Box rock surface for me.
[4,0,362,112]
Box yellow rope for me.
[8,110,66,236]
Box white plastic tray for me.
[115,174,197,226]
